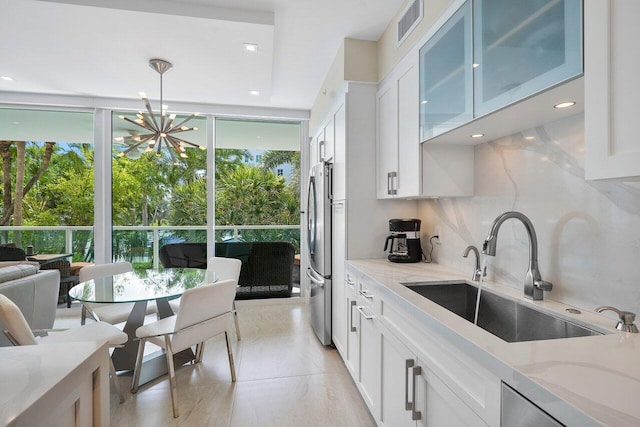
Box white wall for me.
[418,113,640,314]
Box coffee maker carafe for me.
[384,219,422,263]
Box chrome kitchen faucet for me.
[482,211,552,300]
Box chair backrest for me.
[159,243,207,269]
[0,294,37,345]
[0,245,26,262]
[79,261,133,282]
[248,242,295,286]
[171,279,237,353]
[207,256,242,283]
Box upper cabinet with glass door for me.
[473,0,582,116]
[419,0,472,141]
[419,0,582,143]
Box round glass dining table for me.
[69,268,212,377]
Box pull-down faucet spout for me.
[482,211,552,300]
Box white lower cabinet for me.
[341,265,499,426]
[345,270,359,376]
[357,298,380,417]
[379,322,486,427]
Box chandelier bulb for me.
[180,153,188,158]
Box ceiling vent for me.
[397,0,423,45]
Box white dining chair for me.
[79,262,157,325]
[0,294,128,403]
[169,256,242,340]
[131,279,238,418]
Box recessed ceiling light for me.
[472,63,480,68]
[244,43,258,52]
[249,90,260,96]
[524,136,535,140]
[471,133,484,138]
[554,101,576,109]
[1,76,13,81]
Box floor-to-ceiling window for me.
[0,108,95,261]
[111,111,207,268]
[214,118,300,246]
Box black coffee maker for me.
[384,219,423,263]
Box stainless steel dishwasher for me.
[502,383,564,426]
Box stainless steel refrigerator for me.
[306,161,332,345]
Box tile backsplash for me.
[418,113,640,314]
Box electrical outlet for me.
[434,226,442,244]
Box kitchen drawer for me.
[357,274,380,313]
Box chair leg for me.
[232,301,241,341]
[225,331,236,382]
[109,357,125,404]
[165,336,179,418]
[81,304,87,325]
[131,338,146,394]
[195,341,205,363]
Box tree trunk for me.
[13,141,25,246]
[0,141,13,223]
[0,141,55,226]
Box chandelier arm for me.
[118,139,148,156]
[168,126,197,135]
[171,114,197,129]
[121,116,156,133]
[141,97,160,131]
[166,135,198,150]
[164,114,176,132]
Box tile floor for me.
[55,300,374,427]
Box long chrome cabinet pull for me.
[349,300,357,332]
[387,172,392,195]
[412,366,422,420]
[356,305,375,320]
[359,289,374,299]
[405,359,415,411]
[389,171,398,195]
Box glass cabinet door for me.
[473,0,582,117]
[419,0,472,141]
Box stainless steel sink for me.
[404,281,605,343]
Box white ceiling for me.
[0,0,404,111]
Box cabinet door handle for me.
[356,305,375,320]
[387,172,392,195]
[349,300,357,332]
[405,359,415,411]
[359,289,374,299]
[346,278,355,287]
[389,171,398,195]
[319,140,325,161]
[412,366,422,421]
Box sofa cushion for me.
[0,265,38,284]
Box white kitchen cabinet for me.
[376,83,399,198]
[585,0,640,180]
[321,116,334,162]
[357,299,380,417]
[472,0,582,117]
[345,267,359,376]
[419,0,473,141]
[310,132,320,166]
[377,54,421,199]
[416,0,583,146]
[379,322,486,427]
[331,199,347,355]
[377,46,474,199]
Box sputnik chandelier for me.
[115,59,204,165]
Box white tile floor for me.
[55,300,374,427]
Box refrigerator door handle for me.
[306,268,325,288]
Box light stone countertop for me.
[0,341,107,425]
[347,259,640,427]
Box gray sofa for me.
[0,264,60,346]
